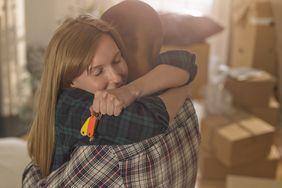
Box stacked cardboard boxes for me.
[224,71,275,107]
[213,117,274,166]
[200,145,280,179]
[224,70,280,127]
[230,0,277,77]
[245,97,280,126]
[199,111,279,180]
[222,0,280,128]
[198,0,282,185]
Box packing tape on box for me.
[233,2,275,26]
[232,1,250,23]
[249,17,275,26]
[237,123,255,137]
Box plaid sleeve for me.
[22,98,200,188]
[157,50,197,84]
[91,96,169,145]
[52,89,169,172]
[51,89,93,172]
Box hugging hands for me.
[90,85,137,116]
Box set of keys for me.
[80,113,102,141]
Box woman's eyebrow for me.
[88,63,102,71]
[90,51,121,69]
[113,51,121,60]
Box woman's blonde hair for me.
[28,15,127,177]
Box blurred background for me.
[0,0,281,187]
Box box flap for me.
[218,124,250,141]
[239,117,275,135]
[227,175,282,188]
[202,115,230,126]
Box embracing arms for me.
[51,51,197,170]
[91,50,197,121]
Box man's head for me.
[101,0,163,82]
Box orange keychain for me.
[80,113,101,141]
[87,116,97,138]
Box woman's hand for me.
[90,85,138,116]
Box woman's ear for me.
[70,80,76,87]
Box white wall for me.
[25,0,71,46]
[24,0,117,46]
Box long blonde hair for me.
[28,15,127,177]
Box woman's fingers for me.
[106,95,114,116]
[91,91,124,116]
[99,92,108,114]
[89,106,95,115]
[113,99,123,116]
[92,91,101,113]
[108,95,123,116]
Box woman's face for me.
[72,35,128,93]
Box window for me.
[141,0,214,16]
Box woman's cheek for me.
[91,77,108,92]
[121,61,129,83]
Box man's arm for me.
[126,64,188,98]
[127,50,197,98]
[89,85,191,145]
[91,51,197,116]
[158,85,190,122]
[92,96,169,145]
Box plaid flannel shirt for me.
[51,88,169,172]
[51,50,197,172]
[23,99,200,187]
[23,50,200,187]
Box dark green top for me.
[50,50,197,172]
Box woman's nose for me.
[109,68,123,85]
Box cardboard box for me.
[213,116,275,167]
[228,109,251,122]
[199,145,280,179]
[161,42,209,99]
[245,97,280,127]
[230,0,278,77]
[226,175,282,188]
[201,110,251,150]
[225,71,275,107]
[272,0,282,105]
[200,115,231,150]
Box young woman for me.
[28,15,196,177]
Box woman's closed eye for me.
[113,59,121,64]
[93,68,103,76]
[89,67,103,77]
[113,53,122,64]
